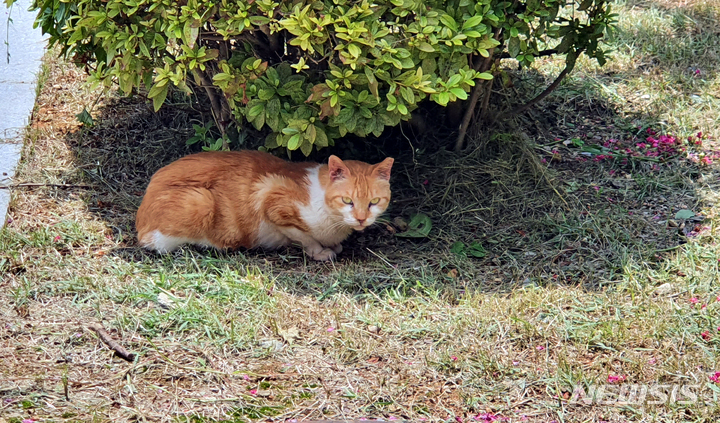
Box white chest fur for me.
[299,166,353,246]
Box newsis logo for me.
[568,384,717,406]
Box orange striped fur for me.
[135,150,393,261]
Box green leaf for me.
[252,111,265,130]
[365,67,379,98]
[476,72,493,80]
[451,240,486,258]
[249,16,271,26]
[450,241,465,255]
[578,0,593,11]
[396,213,432,238]
[675,209,695,220]
[347,43,362,58]
[151,84,169,112]
[183,20,199,49]
[300,140,313,156]
[508,37,520,57]
[400,87,415,104]
[462,15,483,30]
[248,104,265,118]
[138,39,150,57]
[436,91,450,106]
[417,42,435,53]
[439,14,458,32]
[287,133,302,150]
[450,87,468,100]
[447,74,462,87]
[75,108,95,126]
[467,242,487,258]
[258,89,275,101]
[305,124,317,143]
[315,127,329,147]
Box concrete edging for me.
[0,0,46,226]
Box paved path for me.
[0,0,46,226]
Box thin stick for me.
[88,324,136,362]
[454,78,487,153]
[0,183,94,189]
[505,65,570,118]
[454,28,502,152]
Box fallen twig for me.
[0,183,94,189]
[88,324,136,362]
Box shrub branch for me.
[505,64,571,118]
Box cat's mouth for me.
[353,225,366,231]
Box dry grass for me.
[2,1,720,422]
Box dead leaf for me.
[14,304,29,318]
[278,326,300,343]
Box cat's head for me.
[324,155,394,231]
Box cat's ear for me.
[373,157,394,181]
[328,155,351,182]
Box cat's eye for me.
[369,198,380,205]
[342,197,353,205]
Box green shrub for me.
[14,0,616,154]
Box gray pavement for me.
[0,0,46,226]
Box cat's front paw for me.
[329,243,343,254]
[309,248,337,261]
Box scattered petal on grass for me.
[451,356,458,361]
[536,345,545,351]
[249,389,257,396]
[327,327,335,332]
[474,413,504,422]
[690,297,700,304]
[701,331,711,340]
[608,374,626,384]
[648,357,657,365]
[710,372,720,383]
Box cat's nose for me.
[357,218,366,225]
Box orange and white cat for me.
[135,150,393,261]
